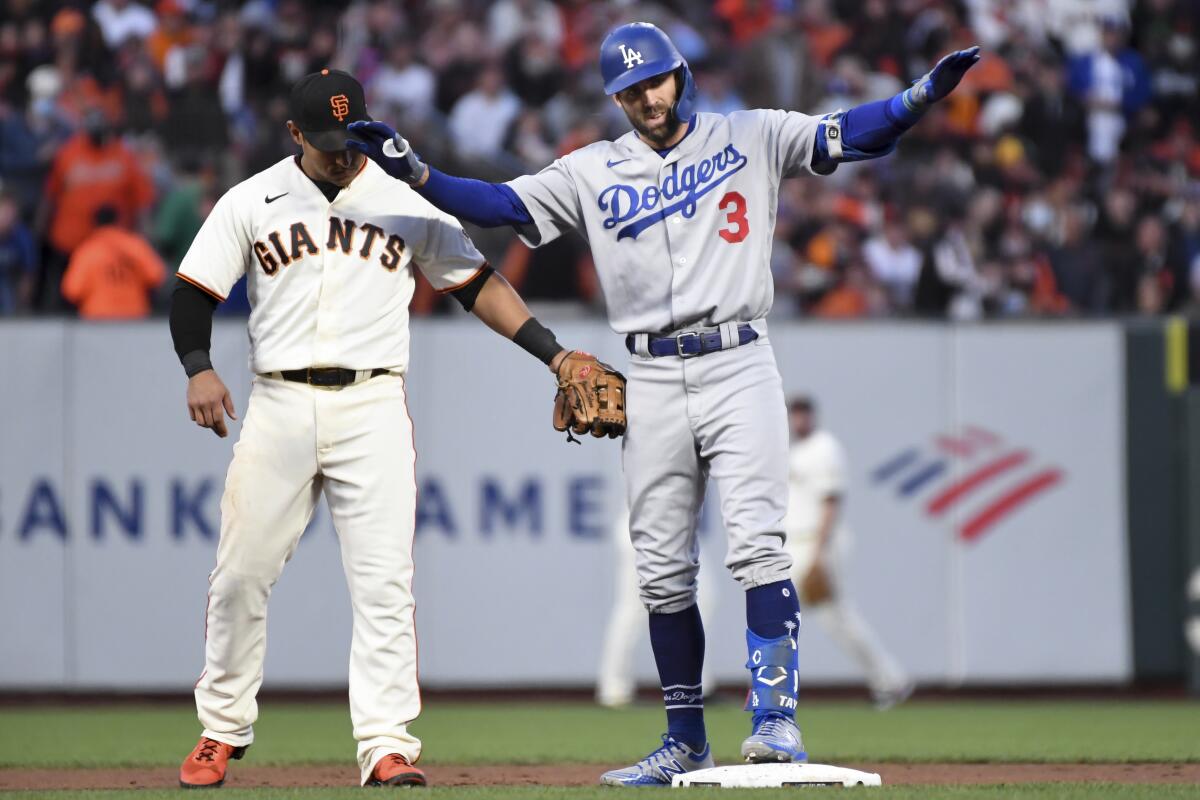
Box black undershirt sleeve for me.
[169,280,219,376]
[449,264,495,311]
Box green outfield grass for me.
[1,698,1197,768]
[2,699,1198,798]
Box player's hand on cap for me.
[910,45,981,106]
[346,120,428,187]
[187,370,237,438]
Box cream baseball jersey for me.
[506,110,820,334]
[785,430,849,538]
[178,156,486,373]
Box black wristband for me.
[182,350,213,378]
[513,318,563,365]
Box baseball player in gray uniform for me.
[348,23,978,785]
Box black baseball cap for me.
[289,68,371,152]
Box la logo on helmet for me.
[618,44,643,70]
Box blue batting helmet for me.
[599,22,697,122]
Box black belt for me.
[625,324,759,359]
[278,367,389,387]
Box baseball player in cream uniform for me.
[785,396,911,709]
[347,23,978,785]
[170,69,583,789]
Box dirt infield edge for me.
[3,762,1199,790]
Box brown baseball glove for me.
[799,562,835,606]
[552,351,627,442]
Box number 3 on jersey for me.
[718,192,749,243]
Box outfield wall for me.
[0,319,1130,689]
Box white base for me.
[672,763,882,788]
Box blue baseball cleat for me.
[599,735,714,786]
[741,712,807,763]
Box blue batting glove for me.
[904,45,981,110]
[346,120,428,186]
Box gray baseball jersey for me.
[507,109,821,612]
[507,110,821,334]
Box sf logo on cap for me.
[619,44,643,70]
[330,94,350,121]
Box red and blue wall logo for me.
[871,426,1065,543]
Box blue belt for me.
[625,324,759,359]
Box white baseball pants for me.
[193,373,420,784]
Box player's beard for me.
[630,104,681,148]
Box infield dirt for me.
[3,763,1200,790]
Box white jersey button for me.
[678,256,687,264]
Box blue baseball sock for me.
[648,604,707,751]
[745,579,801,639]
[745,580,802,725]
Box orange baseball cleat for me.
[179,737,248,788]
[367,753,427,787]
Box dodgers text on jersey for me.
[598,143,748,241]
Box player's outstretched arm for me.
[346,120,533,229]
[812,46,980,170]
[462,270,625,441]
[463,269,566,372]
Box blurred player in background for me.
[596,507,718,708]
[786,395,912,710]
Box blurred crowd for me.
[1,0,1198,320]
